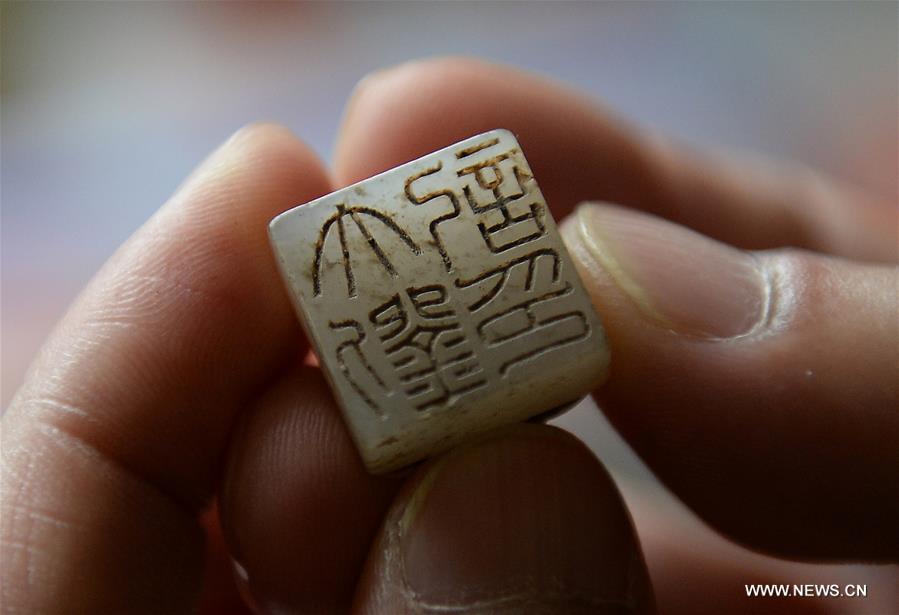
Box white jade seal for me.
[269,130,609,473]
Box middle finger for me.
[335,57,896,262]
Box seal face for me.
[270,129,609,473]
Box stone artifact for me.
[270,130,609,473]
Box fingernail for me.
[563,203,768,338]
[396,426,643,612]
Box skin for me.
[2,57,896,614]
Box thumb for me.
[561,203,899,560]
[353,425,655,614]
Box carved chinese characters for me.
[269,130,609,473]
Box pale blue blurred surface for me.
[2,3,897,610]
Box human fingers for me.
[1,124,331,612]
[335,57,896,262]
[625,486,884,615]
[219,365,403,613]
[353,424,655,614]
[561,202,898,560]
[197,504,254,615]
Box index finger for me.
[1,124,331,612]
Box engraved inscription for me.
[329,320,388,417]
[455,136,499,158]
[313,204,421,297]
[456,249,590,376]
[314,136,593,409]
[370,285,487,411]
[456,147,546,254]
[405,164,461,271]
[270,129,608,473]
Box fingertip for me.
[334,56,651,229]
[220,365,402,614]
[335,56,479,184]
[334,57,547,177]
[562,203,899,560]
[180,121,329,203]
[227,122,327,176]
[354,424,655,614]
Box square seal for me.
[269,129,609,473]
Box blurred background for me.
[2,2,897,613]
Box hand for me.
[2,58,896,614]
